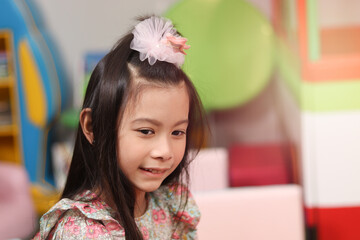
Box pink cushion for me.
[194,185,305,240]
[229,144,292,186]
[0,163,35,239]
[189,148,229,192]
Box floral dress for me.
[33,184,200,239]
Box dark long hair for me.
[61,21,207,240]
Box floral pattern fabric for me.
[33,184,200,239]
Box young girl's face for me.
[117,81,189,196]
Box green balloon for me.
[166,0,274,110]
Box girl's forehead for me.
[122,81,189,119]
[129,79,187,103]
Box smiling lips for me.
[140,167,168,174]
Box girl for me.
[34,16,207,239]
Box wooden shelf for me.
[0,77,13,88]
[0,124,17,136]
[0,31,19,165]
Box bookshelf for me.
[0,31,21,166]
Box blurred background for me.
[1,0,360,239]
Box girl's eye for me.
[172,130,186,136]
[138,129,154,135]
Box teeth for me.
[143,168,162,174]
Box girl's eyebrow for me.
[174,119,189,126]
[131,118,188,126]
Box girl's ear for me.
[80,108,94,144]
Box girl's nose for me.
[150,136,173,161]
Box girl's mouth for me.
[140,167,168,174]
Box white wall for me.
[32,0,179,106]
[318,0,360,27]
[209,79,286,147]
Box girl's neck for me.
[97,188,148,218]
[134,190,148,218]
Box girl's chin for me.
[134,183,163,195]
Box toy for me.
[0,0,67,214]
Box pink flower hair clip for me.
[130,16,190,67]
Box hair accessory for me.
[130,16,190,67]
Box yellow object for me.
[30,184,60,215]
[18,40,46,127]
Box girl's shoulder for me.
[151,183,201,231]
[33,190,125,239]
